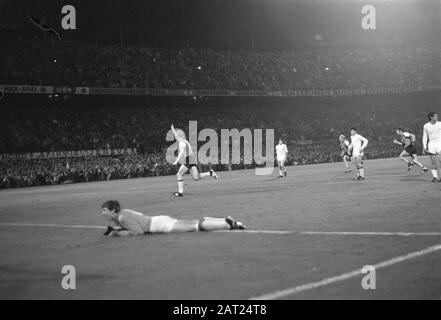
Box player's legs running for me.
[428,153,441,182]
[343,155,351,173]
[437,153,441,182]
[277,160,286,177]
[353,155,365,180]
[174,164,188,197]
[410,154,428,173]
[398,150,412,170]
[174,164,218,197]
[190,165,218,181]
[282,160,287,176]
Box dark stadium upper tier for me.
[1,41,440,90]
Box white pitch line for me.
[249,243,441,300]
[217,230,441,237]
[299,230,441,236]
[0,222,106,229]
[0,223,440,237]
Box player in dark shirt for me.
[393,127,427,172]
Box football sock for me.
[413,160,424,168]
[199,217,230,231]
[199,172,210,178]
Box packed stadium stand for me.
[1,41,440,89]
[1,0,440,188]
[1,89,440,188]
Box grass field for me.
[0,157,440,300]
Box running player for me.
[339,134,351,173]
[422,112,441,182]
[275,139,288,177]
[101,200,245,237]
[349,128,368,180]
[171,124,218,197]
[393,127,428,172]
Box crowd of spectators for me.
[0,154,174,189]
[1,39,440,188]
[0,140,406,189]
[1,92,437,155]
[1,39,440,90]
[0,91,426,189]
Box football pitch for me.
[0,157,440,299]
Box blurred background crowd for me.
[0,91,437,189]
[1,0,440,189]
[1,41,440,90]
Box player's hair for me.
[350,127,357,132]
[396,127,404,132]
[428,112,438,120]
[339,134,345,139]
[175,129,186,139]
[101,200,121,213]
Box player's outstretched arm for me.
[108,229,135,237]
[104,226,133,237]
[171,124,177,136]
[106,216,145,237]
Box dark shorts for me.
[404,144,417,156]
[184,155,200,170]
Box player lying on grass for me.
[422,112,441,182]
[170,124,218,197]
[101,200,245,237]
[393,127,428,173]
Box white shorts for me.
[277,158,286,162]
[149,215,178,233]
[352,149,363,157]
[428,145,441,155]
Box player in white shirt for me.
[101,200,245,237]
[338,134,351,173]
[170,124,218,197]
[349,128,368,180]
[393,127,428,173]
[422,112,441,182]
[275,139,288,177]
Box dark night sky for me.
[0,0,440,49]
